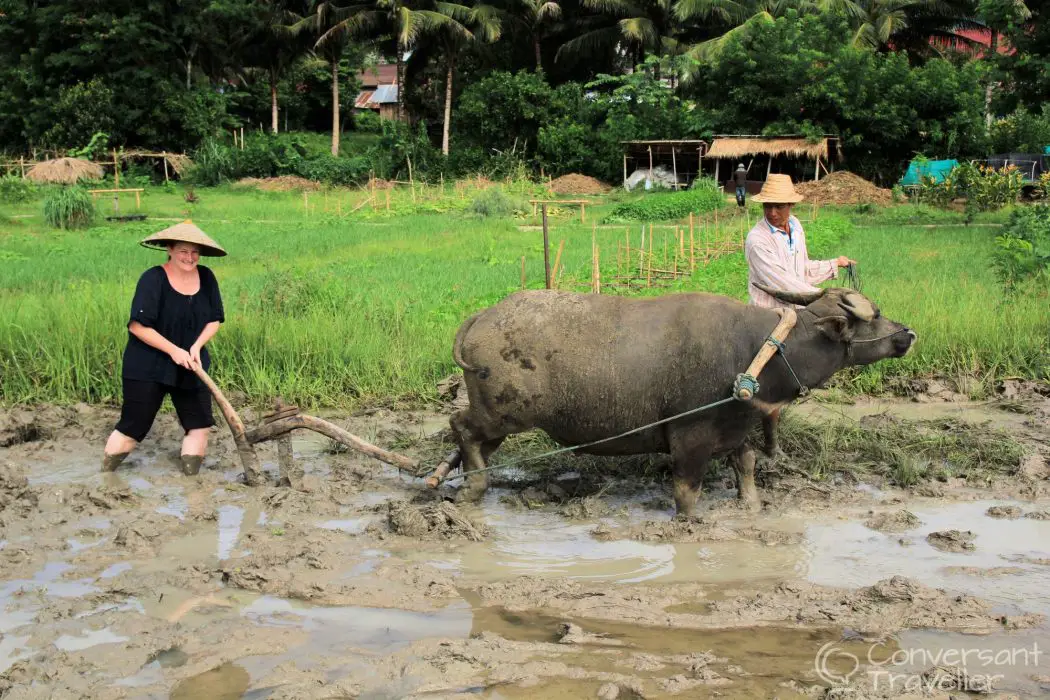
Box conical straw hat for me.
[140,220,227,257]
[751,174,804,203]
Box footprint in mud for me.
[170,662,249,700]
[927,529,977,553]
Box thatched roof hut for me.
[26,157,104,185]
[705,135,841,192]
[706,137,834,161]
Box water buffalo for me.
[448,285,916,514]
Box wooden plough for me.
[194,366,461,486]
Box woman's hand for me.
[169,347,194,369]
[188,343,203,367]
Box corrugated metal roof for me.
[371,84,398,104]
[354,90,376,109]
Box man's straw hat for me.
[752,174,804,204]
[140,220,227,257]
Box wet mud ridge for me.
[1,388,1049,698]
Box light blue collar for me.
[765,216,795,251]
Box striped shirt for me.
[744,215,837,309]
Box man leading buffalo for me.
[743,173,856,458]
[744,174,855,308]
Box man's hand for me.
[836,256,857,268]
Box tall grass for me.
[42,186,96,229]
[1,184,1047,409]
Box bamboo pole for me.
[551,239,565,288]
[647,223,653,287]
[112,149,119,188]
[542,204,552,289]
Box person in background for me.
[100,220,227,477]
[744,174,854,309]
[733,163,748,207]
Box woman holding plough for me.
[100,220,227,477]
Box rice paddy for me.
[1,181,1046,409]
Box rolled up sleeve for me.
[804,258,838,285]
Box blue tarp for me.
[899,159,958,186]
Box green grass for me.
[0,184,1047,410]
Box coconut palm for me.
[510,0,563,70]
[431,2,502,154]
[556,0,686,76]
[291,1,358,155]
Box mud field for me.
[1,384,1049,699]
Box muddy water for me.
[1,400,1049,698]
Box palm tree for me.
[556,0,685,76]
[510,0,563,70]
[292,1,356,155]
[431,3,502,154]
[244,0,312,134]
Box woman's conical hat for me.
[140,220,227,257]
[751,174,804,203]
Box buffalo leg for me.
[733,443,761,510]
[450,409,504,503]
[669,429,713,517]
[762,408,781,457]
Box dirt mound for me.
[385,499,487,541]
[0,463,37,517]
[864,509,921,532]
[928,529,976,552]
[986,504,1022,519]
[234,176,322,192]
[795,171,892,206]
[549,173,611,195]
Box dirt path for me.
[1,388,1048,699]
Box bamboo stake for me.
[303,191,309,217]
[551,239,565,288]
[647,223,653,287]
[638,225,645,276]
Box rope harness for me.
[428,309,810,486]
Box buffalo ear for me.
[813,315,854,343]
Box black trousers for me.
[115,378,214,442]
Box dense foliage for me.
[993,203,1050,290]
[1,0,1048,184]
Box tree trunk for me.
[442,56,454,156]
[186,57,193,90]
[396,48,406,122]
[331,58,340,156]
[270,72,279,135]
[534,36,542,71]
[985,30,999,131]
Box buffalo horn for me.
[752,283,827,306]
[839,293,875,322]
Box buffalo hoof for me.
[454,476,488,504]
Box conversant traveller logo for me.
[814,640,1043,694]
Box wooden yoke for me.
[733,307,797,401]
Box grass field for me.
[1,182,1047,409]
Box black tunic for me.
[122,265,225,390]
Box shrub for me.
[295,154,371,186]
[42,186,95,229]
[954,161,1024,212]
[467,188,525,218]
[992,204,1050,291]
[0,175,36,203]
[353,110,383,133]
[605,181,725,222]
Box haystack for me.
[26,157,104,185]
